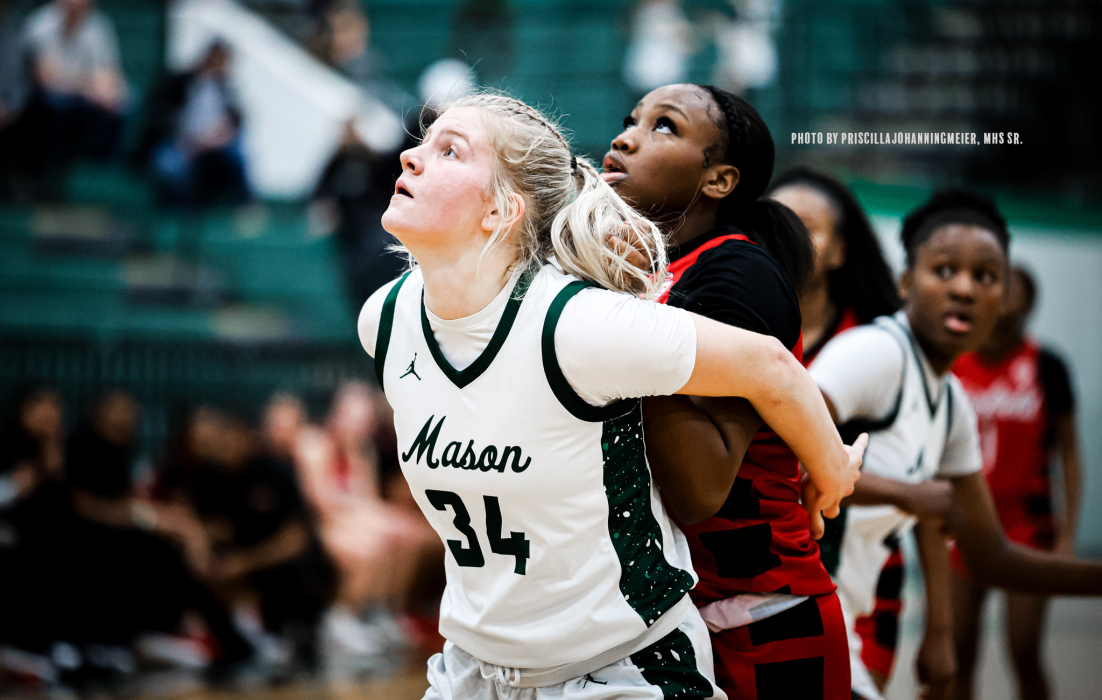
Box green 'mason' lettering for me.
[440,441,462,467]
[402,415,445,468]
[402,415,530,473]
[478,446,500,473]
[500,445,531,473]
[460,441,478,470]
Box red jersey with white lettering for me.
[953,339,1074,552]
[658,231,835,602]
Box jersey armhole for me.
[836,327,907,445]
[541,281,636,422]
[374,271,411,394]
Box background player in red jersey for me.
[950,265,1082,700]
[602,83,862,700]
[768,168,919,690]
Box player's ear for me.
[482,193,526,236]
[701,164,739,201]
[899,267,913,303]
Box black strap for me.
[541,281,635,422]
[374,272,411,393]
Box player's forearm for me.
[960,537,1102,594]
[951,472,1102,594]
[841,472,910,510]
[1057,415,1082,540]
[915,519,953,633]
[681,315,851,498]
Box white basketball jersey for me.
[373,265,695,669]
[832,313,960,617]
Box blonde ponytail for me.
[551,157,667,297]
[442,92,668,297]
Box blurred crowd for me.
[0,381,444,690]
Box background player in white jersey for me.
[809,191,1102,700]
[356,92,865,699]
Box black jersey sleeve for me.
[1038,347,1075,418]
[665,240,802,349]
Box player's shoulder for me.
[357,270,418,358]
[817,317,902,361]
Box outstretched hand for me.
[802,432,867,540]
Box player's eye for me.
[976,269,997,285]
[934,264,954,280]
[443,146,456,158]
[622,115,637,129]
[655,116,677,135]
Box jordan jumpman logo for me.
[400,353,422,380]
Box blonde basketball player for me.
[357,93,865,699]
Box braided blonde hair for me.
[428,92,668,297]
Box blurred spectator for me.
[189,408,335,666]
[0,0,30,199]
[710,0,779,94]
[417,58,476,112]
[314,119,406,308]
[18,0,126,189]
[65,391,252,668]
[623,0,691,96]
[292,383,441,662]
[133,41,250,207]
[0,388,72,659]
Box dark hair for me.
[768,167,901,324]
[696,85,814,294]
[900,190,1010,268]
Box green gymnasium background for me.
[2,0,1100,550]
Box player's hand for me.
[802,433,866,540]
[607,233,650,271]
[916,630,956,700]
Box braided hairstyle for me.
[900,190,1009,268]
[430,92,668,297]
[768,166,901,323]
[695,85,814,294]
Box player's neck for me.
[664,201,720,249]
[418,241,517,321]
[800,277,836,350]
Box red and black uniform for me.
[657,225,849,700]
[951,339,1074,571]
[803,308,904,682]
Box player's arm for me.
[818,391,957,520]
[678,314,865,537]
[913,518,956,700]
[1053,409,1082,553]
[644,395,760,524]
[950,471,1102,594]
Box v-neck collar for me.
[420,268,535,389]
[888,311,945,417]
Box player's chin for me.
[380,206,411,236]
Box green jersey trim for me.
[629,627,714,698]
[374,271,412,394]
[884,315,946,418]
[604,403,695,626]
[540,280,633,422]
[420,269,534,390]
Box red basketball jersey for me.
[658,234,835,602]
[954,340,1050,500]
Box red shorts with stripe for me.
[711,593,850,700]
